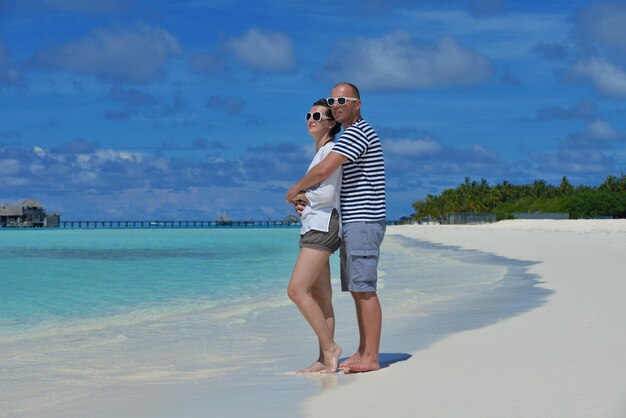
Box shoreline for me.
[303,220,626,418]
[1,223,543,418]
[4,221,625,417]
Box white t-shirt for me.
[300,141,342,235]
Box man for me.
[287,82,386,373]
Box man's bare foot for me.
[342,358,380,374]
[338,353,361,370]
[296,360,325,374]
[322,344,342,373]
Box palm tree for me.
[599,175,619,192]
[558,176,574,195]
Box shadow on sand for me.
[379,352,412,368]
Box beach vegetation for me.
[412,174,626,221]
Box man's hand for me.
[286,184,302,204]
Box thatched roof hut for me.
[20,199,44,208]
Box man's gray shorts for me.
[340,220,386,292]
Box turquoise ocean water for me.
[0,227,549,417]
[1,228,297,336]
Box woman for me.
[287,98,343,373]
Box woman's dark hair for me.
[312,98,341,139]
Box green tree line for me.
[412,175,626,221]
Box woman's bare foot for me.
[296,360,325,374]
[322,344,342,373]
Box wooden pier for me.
[60,220,301,229]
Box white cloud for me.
[385,137,443,157]
[33,146,47,157]
[400,10,569,61]
[323,32,493,91]
[571,58,626,98]
[586,119,620,141]
[382,132,504,180]
[31,23,181,83]
[470,144,499,160]
[0,159,20,175]
[224,28,296,72]
[534,147,613,175]
[50,148,143,169]
[2,141,303,206]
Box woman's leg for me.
[312,259,335,348]
[298,260,335,373]
[288,249,341,372]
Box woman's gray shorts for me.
[299,209,341,253]
[340,220,386,292]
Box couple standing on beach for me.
[286,82,386,374]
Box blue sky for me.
[1,0,625,221]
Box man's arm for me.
[286,151,347,203]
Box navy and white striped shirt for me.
[331,119,386,223]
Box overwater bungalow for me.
[0,199,60,228]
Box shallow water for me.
[0,228,549,417]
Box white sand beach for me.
[304,220,626,418]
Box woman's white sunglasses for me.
[306,111,332,122]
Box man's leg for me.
[338,236,362,369]
[338,220,385,372]
[343,291,381,373]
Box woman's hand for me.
[293,200,308,217]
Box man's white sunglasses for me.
[326,97,358,106]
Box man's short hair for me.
[335,82,360,99]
